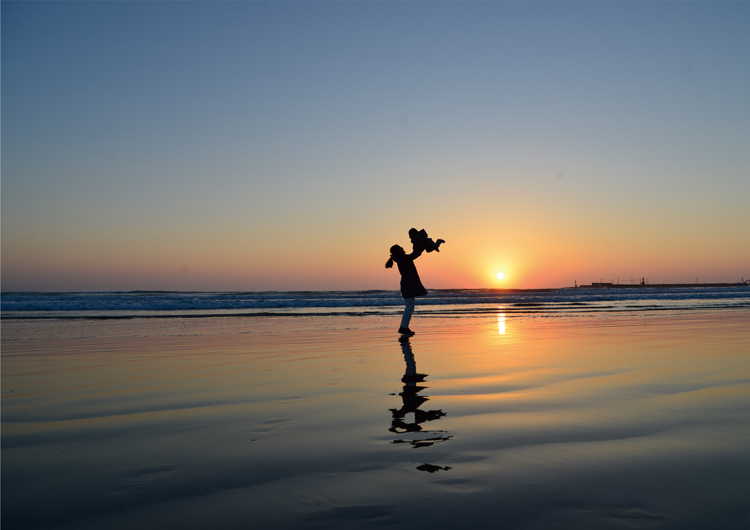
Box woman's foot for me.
[398,327,415,336]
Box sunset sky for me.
[2,1,748,291]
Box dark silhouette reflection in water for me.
[416,463,452,473]
[390,337,452,472]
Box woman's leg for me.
[400,297,416,329]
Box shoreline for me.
[2,308,748,342]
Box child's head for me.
[408,228,418,238]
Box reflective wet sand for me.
[2,313,748,529]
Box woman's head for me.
[385,244,404,268]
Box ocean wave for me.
[1,287,749,319]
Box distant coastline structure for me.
[581,279,748,289]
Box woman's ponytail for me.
[385,257,394,269]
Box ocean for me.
[2,286,749,320]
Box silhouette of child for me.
[409,228,445,253]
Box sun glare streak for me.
[498,313,506,335]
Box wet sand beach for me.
[2,312,749,529]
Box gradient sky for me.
[2,1,748,291]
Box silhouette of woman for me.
[386,244,427,336]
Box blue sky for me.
[2,1,748,291]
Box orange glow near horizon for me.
[2,211,749,291]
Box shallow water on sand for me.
[2,313,749,529]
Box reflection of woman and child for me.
[389,336,452,473]
[385,228,444,336]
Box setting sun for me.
[496,272,505,280]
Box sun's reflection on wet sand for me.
[497,312,506,336]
